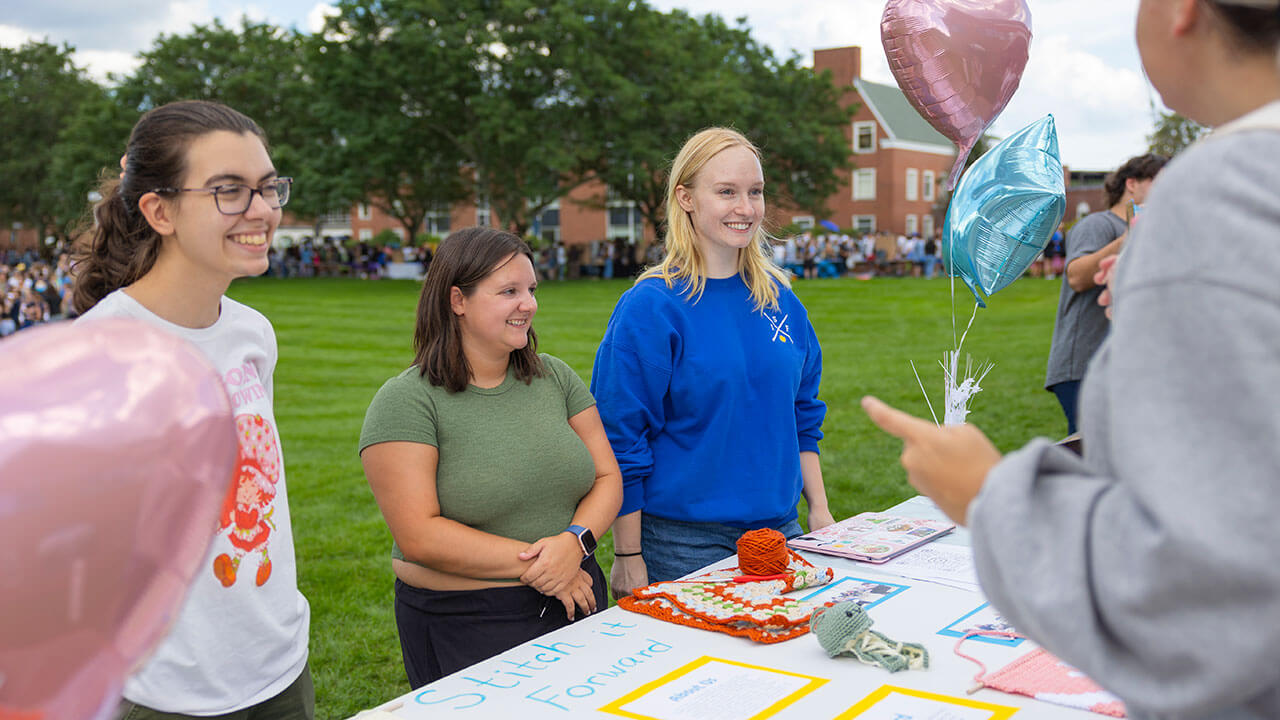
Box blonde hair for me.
[639,127,790,311]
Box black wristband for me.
[613,551,643,557]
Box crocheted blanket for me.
[617,551,835,643]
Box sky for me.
[2,0,1165,171]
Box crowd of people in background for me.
[1,250,76,337]
[535,239,659,282]
[774,229,944,280]
[265,238,435,280]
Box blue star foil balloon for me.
[942,114,1066,306]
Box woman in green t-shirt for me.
[359,227,622,687]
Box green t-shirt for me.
[359,354,597,566]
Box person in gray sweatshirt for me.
[862,0,1280,718]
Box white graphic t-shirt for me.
[79,290,310,714]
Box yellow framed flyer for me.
[600,656,827,720]
[835,685,1018,719]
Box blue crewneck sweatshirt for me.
[591,274,825,528]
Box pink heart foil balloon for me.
[881,0,1032,189]
[0,318,236,720]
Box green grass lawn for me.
[226,273,1066,719]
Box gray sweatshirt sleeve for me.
[970,131,1280,718]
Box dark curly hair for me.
[1104,153,1168,209]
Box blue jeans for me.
[1049,380,1081,435]
[640,514,803,583]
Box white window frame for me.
[792,215,814,229]
[923,170,936,202]
[853,121,877,154]
[905,214,919,236]
[853,215,876,234]
[358,228,373,241]
[852,168,877,201]
[476,197,491,228]
[922,215,934,242]
[905,168,919,202]
[424,204,451,236]
[357,203,372,220]
[607,199,643,243]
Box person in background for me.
[923,230,941,279]
[359,227,621,687]
[593,127,833,599]
[1044,223,1066,279]
[72,99,312,720]
[863,1,1280,717]
[17,288,49,329]
[1044,152,1167,434]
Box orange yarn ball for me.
[737,528,790,576]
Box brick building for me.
[806,46,956,240]
[276,176,653,255]
[1064,169,1109,223]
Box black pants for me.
[394,556,606,688]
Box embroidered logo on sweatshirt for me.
[765,312,793,343]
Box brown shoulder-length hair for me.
[413,227,543,392]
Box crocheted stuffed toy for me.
[809,601,929,672]
[617,549,835,643]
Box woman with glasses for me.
[73,100,312,720]
[864,1,1280,717]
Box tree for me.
[571,6,854,240]
[1148,111,1205,157]
[0,41,103,249]
[47,88,137,240]
[317,0,611,239]
[457,0,607,237]
[313,1,477,240]
[115,19,353,235]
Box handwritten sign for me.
[407,617,681,714]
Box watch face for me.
[579,528,597,555]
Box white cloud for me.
[306,3,339,34]
[0,24,39,48]
[992,34,1162,169]
[157,0,215,38]
[75,48,142,84]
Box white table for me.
[349,498,1103,719]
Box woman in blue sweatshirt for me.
[592,127,834,597]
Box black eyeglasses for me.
[151,177,293,215]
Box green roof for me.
[855,79,954,149]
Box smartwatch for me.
[566,524,597,558]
